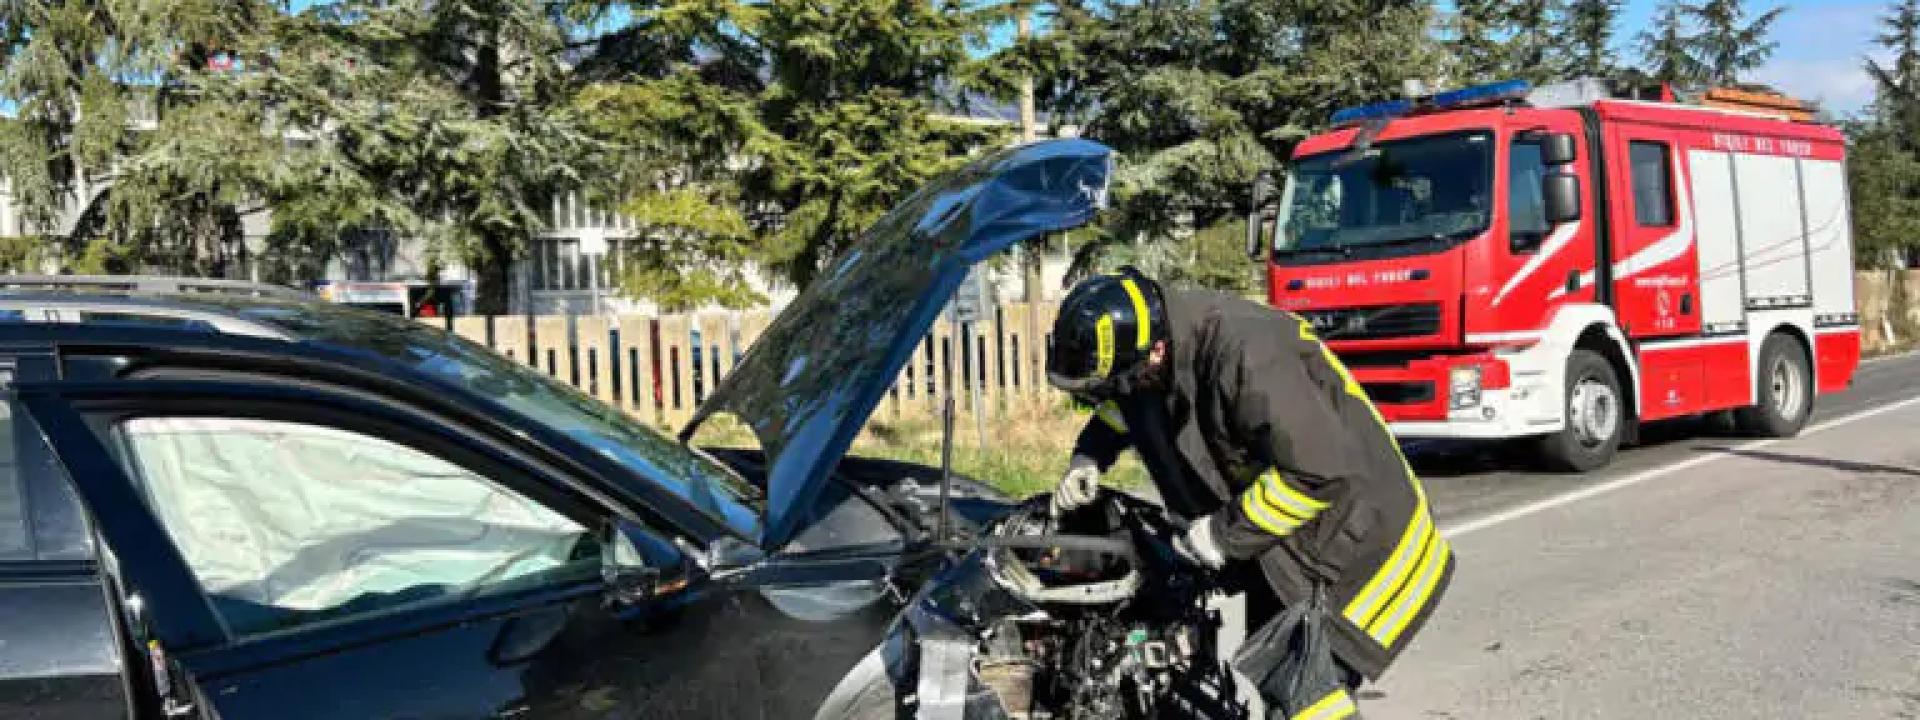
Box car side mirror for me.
[1247,171,1275,261]
[1541,132,1577,165]
[1543,173,1582,225]
[603,519,693,604]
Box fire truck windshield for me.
[1273,131,1493,260]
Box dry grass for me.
[690,396,1150,498]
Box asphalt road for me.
[1355,350,1920,718]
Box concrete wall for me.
[1855,270,1920,354]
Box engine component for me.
[949,493,1246,720]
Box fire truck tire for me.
[1537,349,1623,472]
[1734,333,1812,438]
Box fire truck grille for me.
[1299,304,1442,341]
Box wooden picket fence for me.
[429,302,1063,430]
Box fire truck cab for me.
[1248,79,1861,471]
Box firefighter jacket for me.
[1068,289,1453,680]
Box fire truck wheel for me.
[1537,349,1623,472]
[1734,333,1812,438]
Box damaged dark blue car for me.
[0,139,1242,720]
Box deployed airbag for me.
[121,417,585,629]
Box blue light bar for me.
[1330,99,1414,126]
[1430,79,1532,110]
[1329,79,1535,126]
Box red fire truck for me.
[1246,79,1861,471]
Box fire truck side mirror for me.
[1543,173,1582,225]
[1246,171,1276,261]
[1541,133,1577,165]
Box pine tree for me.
[1450,0,1513,83]
[1849,0,1920,269]
[0,1,280,276]
[1846,121,1920,269]
[0,2,633,310]
[1637,0,1707,86]
[1505,0,1564,85]
[1683,0,1784,85]
[1866,0,1920,149]
[286,1,608,313]
[1447,0,1563,86]
[579,0,1002,298]
[746,0,1003,287]
[992,0,1445,281]
[1558,0,1625,77]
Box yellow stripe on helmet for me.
[1093,314,1115,378]
[1120,277,1151,350]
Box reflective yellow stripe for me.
[1291,688,1356,720]
[1374,533,1451,646]
[1093,315,1115,377]
[1253,483,1308,527]
[1120,277,1151,349]
[1259,470,1328,516]
[1241,490,1301,536]
[1252,482,1308,522]
[1094,401,1127,433]
[1343,507,1431,628]
[1305,314,1443,641]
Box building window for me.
[529,237,627,292]
[1629,141,1674,227]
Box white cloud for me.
[1749,1,1890,117]
[1752,54,1890,118]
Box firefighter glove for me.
[1173,515,1227,571]
[1051,459,1102,517]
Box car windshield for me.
[214,301,763,537]
[1275,131,1493,256]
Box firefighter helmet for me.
[1046,268,1168,403]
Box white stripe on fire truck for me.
[1492,221,1581,307]
[1548,152,1694,301]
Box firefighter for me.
[1045,268,1453,719]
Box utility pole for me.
[1017,2,1046,389]
[1017,5,1037,145]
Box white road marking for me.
[1860,349,1911,367]
[1445,391,1920,538]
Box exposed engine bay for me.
[903,492,1246,720]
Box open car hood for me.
[688,139,1113,549]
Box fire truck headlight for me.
[1449,366,1483,410]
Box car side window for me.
[0,367,92,562]
[0,401,24,560]
[1629,141,1675,227]
[1507,138,1549,252]
[112,416,598,637]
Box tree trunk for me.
[473,230,516,315]
[466,29,518,317]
